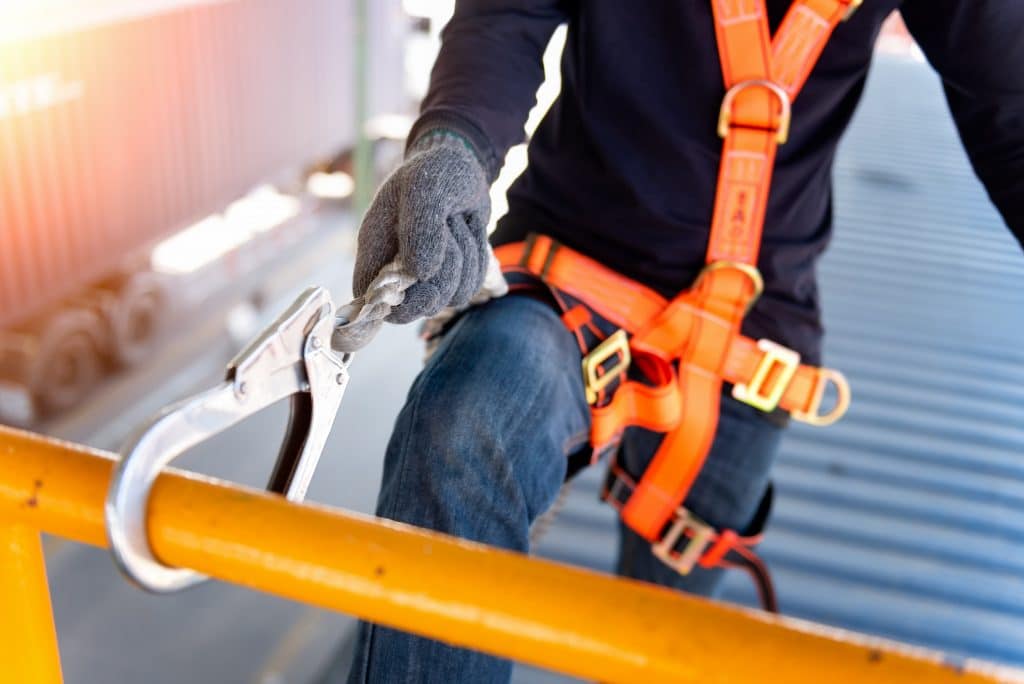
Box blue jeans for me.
[347,294,784,683]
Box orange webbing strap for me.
[707,0,780,267]
[772,0,862,98]
[621,279,739,538]
[708,0,859,266]
[621,369,725,538]
[499,237,667,327]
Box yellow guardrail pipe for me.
[0,521,64,683]
[0,425,1017,684]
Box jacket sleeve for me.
[408,0,569,181]
[901,1,1024,247]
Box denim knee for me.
[376,295,590,549]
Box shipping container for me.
[0,0,407,413]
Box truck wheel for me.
[30,308,105,415]
[106,272,166,367]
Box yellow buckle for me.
[718,79,792,145]
[651,508,715,575]
[843,0,863,21]
[518,233,561,280]
[582,329,631,405]
[792,368,851,426]
[732,339,800,413]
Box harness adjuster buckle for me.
[732,338,800,413]
[652,507,716,575]
[718,79,792,145]
[519,233,561,281]
[582,329,631,405]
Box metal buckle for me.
[718,79,792,145]
[791,368,851,427]
[694,261,765,316]
[651,508,716,575]
[843,0,863,21]
[601,470,632,509]
[732,339,800,413]
[581,329,631,405]
[105,286,351,593]
[518,233,561,280]
[518,233,538,269]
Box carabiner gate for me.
[105,286,351,593]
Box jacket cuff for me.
[407,109,502,182]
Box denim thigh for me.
[347,294,590,684]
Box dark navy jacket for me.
[409,1,1024,363]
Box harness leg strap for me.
[604,466,778,612]
[622,367,724,540]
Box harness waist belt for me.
[497,237,849,432]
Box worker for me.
[343,1,1024,681]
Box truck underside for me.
[0,0,406,416]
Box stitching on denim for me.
[561,428,591,458]
[356,624,374,684]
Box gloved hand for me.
[353,129,492,325]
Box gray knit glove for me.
[352,130,491,326]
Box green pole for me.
[353,0,373,216]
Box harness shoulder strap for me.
[708,0,860,267]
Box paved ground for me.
[37,52,1024,683]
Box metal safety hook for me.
[105,286,351,593]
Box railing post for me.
[0,522,63,683]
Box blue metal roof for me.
[527,54,1024,676]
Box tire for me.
[30,308,106,415]
[105,271,166,368]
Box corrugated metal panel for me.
[0,0,406,328]
[527,54,1024,677]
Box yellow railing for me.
[0,424,1015,684]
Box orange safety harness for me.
[495,0,860,612]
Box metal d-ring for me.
[105,286,351,593]
[718,79,792,144]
